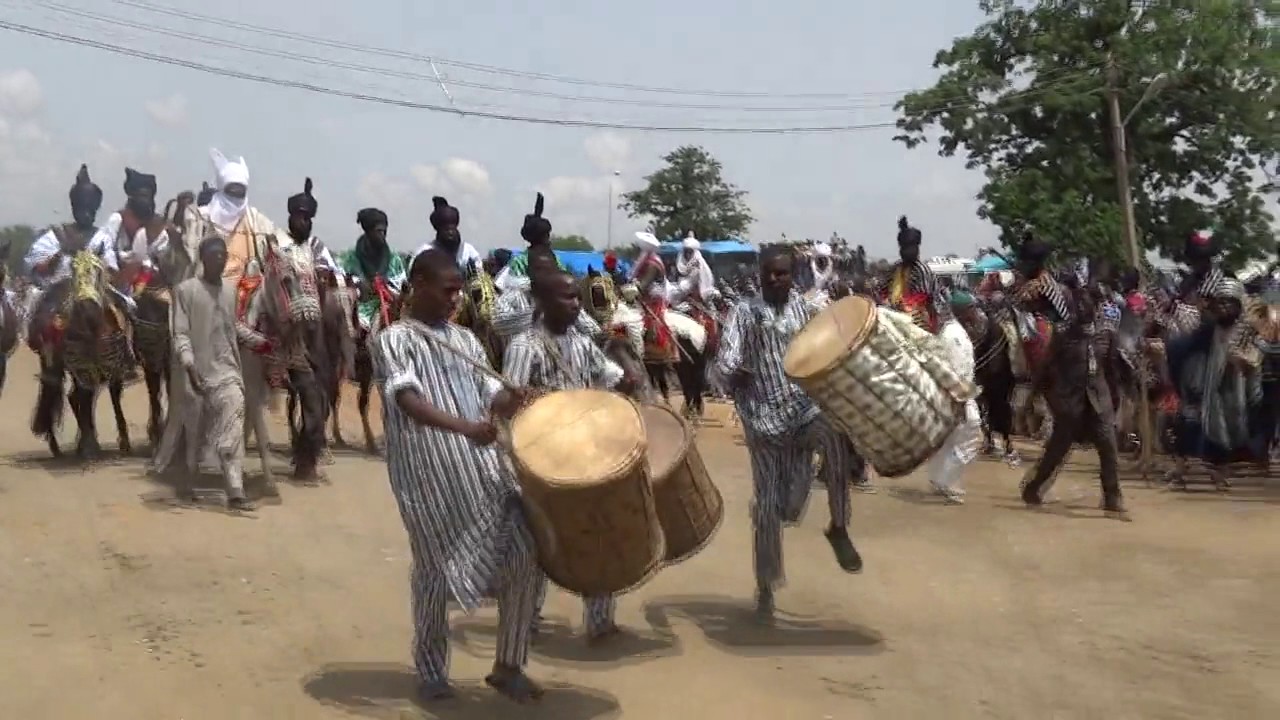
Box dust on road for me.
[0,349,1275,719]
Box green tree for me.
[550,234,593,251]
[621,145,754,243]
[895,0,1278,269]
[1,224,38,275]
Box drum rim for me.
[509,388,647,484]
[638,401,692,481]
[783,295,878,378]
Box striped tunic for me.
[503,323,623,391]
[716,291,822,437]
[491,281,601,341]
[1014,271,1073,328]
[372,319,519,611]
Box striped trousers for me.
[532,583,617,637]
[745,415,852,591]
[411,516,542,684]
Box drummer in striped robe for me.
[716,245,863,619]
[371,249,544,703]
[504,268,640,642]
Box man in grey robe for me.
[151,234,265,510]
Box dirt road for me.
[0,348,1276,719]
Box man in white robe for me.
[152,234,263,510]
[672,232,719,309]
[926,292,983,504]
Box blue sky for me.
[0,0,1001,258]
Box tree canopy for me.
[1,224,37,275]
[621,145,754,243]
[549,234,594,251]
[895,0,1278,270]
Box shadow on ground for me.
[641,594,885,657]
[302,662,621,719]
[452,615,680,668]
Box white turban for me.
[813,242,832,258]
[206,148,250,232]
[211,147,249,188]
[682,231,700,250]
[635,231,660,248]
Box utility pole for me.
[606,169,620,249]
[1106,54,1143,274]
[1105,51,1153,482]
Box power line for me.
[104,0,917,101]
[0,19,900,132]
[22,0,1113,123]
[34,0,905,113]
[0,18,1108,133]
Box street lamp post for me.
[607,170,620,249]
[1105,56,1168,484]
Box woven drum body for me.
[783,296,974,478]
[510,390,664,596]
[639,403,723,564]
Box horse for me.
[453,260,502,369]
[236,237,324,487]
[129,194,197,445]
[958,299,1019,460]
[349,274,403,453]
[287,266,355,453]
[31,249,135,459]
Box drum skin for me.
[783,296,978,477]
[639,403,723,564]
[509,389,664,596]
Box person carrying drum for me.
[504,267,642,643]
[370,248,543,703]
[716,245,864,620]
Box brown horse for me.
[233,238,324,488]
[286,267,355,452]
[347,275,403,452]
[31,250,135,459]
[130,194,196,445]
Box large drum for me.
[639,403,722,564]
[509,389,665,596]
[783,295,978,477]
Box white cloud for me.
[409,157,493,199]
[530,173,629,244]
[0,69,43,117]
[144,94,188,128]
[583,131,632,173]
[355,171,414,211]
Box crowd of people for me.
[1,152,1276,705]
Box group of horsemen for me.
[15,154,1278,495]
[12,154,742,481]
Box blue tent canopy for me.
[971,253,1010,272]
[554,250,622,276]
[658,239,756,255]
[502,248,631,277]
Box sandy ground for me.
[0,347,1276,720]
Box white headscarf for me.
[629,230,670,300]
[676,232,715,300]
[206,148,251,232]
[811,242,835,291]
[630,230,661,278]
